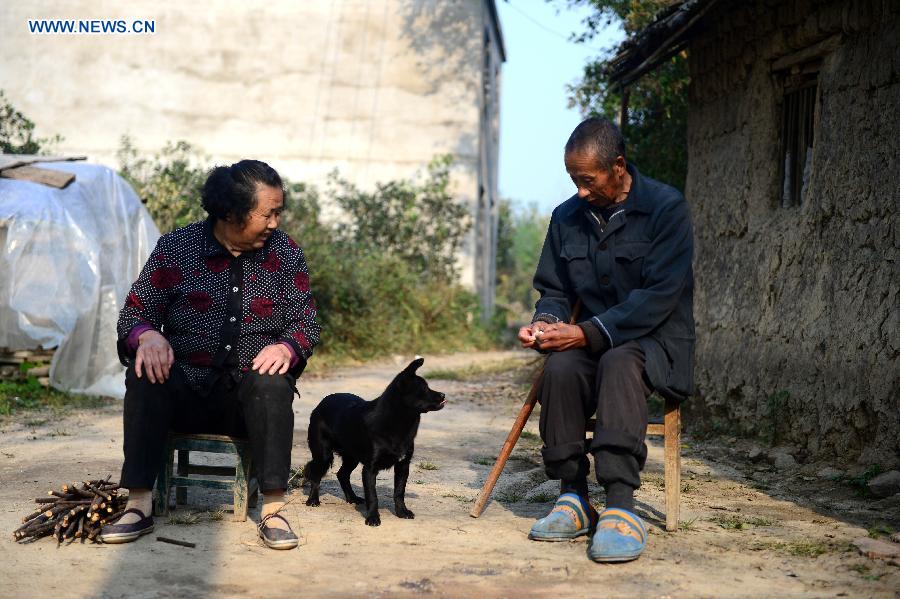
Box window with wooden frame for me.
[772,35,840,208]
[780,68,818,208]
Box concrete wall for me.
[475,3,503,318]
[0,0,502,305]
[685,0,899,466]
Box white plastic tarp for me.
[0,161,159,397]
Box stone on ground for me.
[867,470,900,498]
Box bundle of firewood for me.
[13,478,126,544]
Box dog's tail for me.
[304,419,335,483]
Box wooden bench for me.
[152,433,258,522]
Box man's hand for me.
[135,330,174,384]
[530,323,587,352]
[518,323,545,349]
[252,344,292,375]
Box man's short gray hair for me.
[564,117,626,169]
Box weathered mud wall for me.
[685,0,899,466]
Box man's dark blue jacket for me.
[532,164,695,401]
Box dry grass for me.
[749,539,831,557]
[679,517,699,531]
[709,514,776,530]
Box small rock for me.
[747,446,763,461]
[816,466,844,479]
[868,470,900,498]
[772,452,799,471]
[852,537,900,559]
[891,532,900,544]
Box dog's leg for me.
[304,431,333,507]
[304,458,327,507]
[362,465,381,526]
[336,459,364,505]
[393,456,414,519]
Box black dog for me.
[304,357,445,526]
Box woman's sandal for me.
[257,513,299,550]
[99,508,155,544]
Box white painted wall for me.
[1,0,502,306]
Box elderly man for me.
[518,118,694,563]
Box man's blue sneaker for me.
[588,508,647,562]
[528,492,598,541]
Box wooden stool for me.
[649,398,681,531]
[153,433,258,522]
[586,395,681,531]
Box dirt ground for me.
[1,350,897,598]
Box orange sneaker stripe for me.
[600,509,646,542]
[551,504,584,530]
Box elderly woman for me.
[100,160,319,550]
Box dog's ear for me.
[403,356,425,375]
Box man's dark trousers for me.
[538,342,650,494]
[120,364,295,493]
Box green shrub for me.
[298,243,492,360]
[495,199,549,323]
[328,155,468,282]
[117,136,208,233]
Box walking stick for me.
[469,300,582,518]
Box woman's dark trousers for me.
[120,364,295,493]
[537,342,651,506]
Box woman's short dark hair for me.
[201,159,283,224]
[564,117,626,170]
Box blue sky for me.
[495,1,622,213]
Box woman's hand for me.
[252,344,293,375]
[135,330,174,384]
